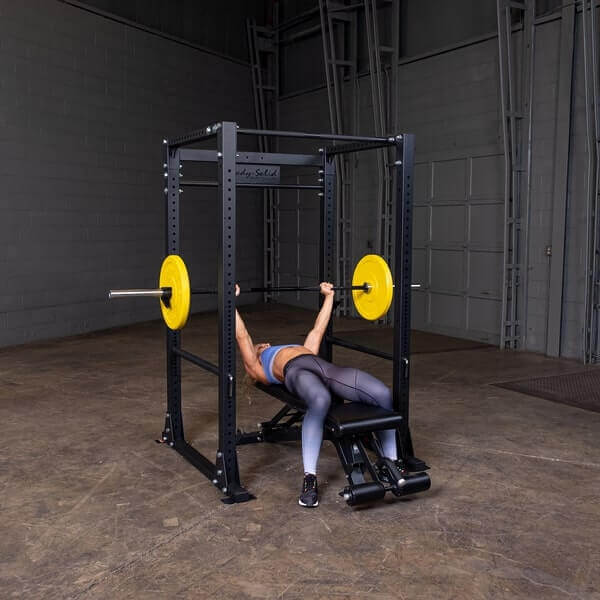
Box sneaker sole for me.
[298,498,319,507]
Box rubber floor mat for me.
[330,329,491,355]
[496,369,600,413]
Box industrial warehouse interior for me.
[1,1,600,598]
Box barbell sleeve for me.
[108,289,168,299]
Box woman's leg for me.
[318,360,398,460]
[285,367,331,475]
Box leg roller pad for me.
[341,482,386,506]
[393,472,431,497]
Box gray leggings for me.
[283,354,397,474]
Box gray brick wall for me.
[0,1,263,347]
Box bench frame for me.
[159,122,428,503]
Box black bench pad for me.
[255,382,403,437]
[326,402,403,436]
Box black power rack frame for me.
[161,122,424,504]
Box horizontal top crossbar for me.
[237,128,396,144]
[168,123,402,149]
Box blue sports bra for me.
[259,344,300,384]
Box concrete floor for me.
[1,304,599,599]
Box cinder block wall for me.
[0,1,263,347]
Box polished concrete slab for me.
[1,304,599,599]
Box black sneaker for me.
[298,473,319,507]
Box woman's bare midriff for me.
[271,346,314,383]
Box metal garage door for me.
[411,154,505,344]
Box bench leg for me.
[237,406,303,445]
[332,435,386,506]
[332,430,431,506]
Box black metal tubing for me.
[393,135,416,458]
[172,126,394,149]
[169,126,219,148]
[319,150,336,362]
[238,127,394,144]
[173,348,219,375]
[164,145,183,444]
[180,148,322,167]
[216,122,249,502]
[174,441,217,480]
[324,140,400,155]
[191,284,367,295]
[326,335,393,361]
[180,180,322,190]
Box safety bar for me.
[326,335,393,361]
[173,348,219,375]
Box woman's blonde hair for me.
[240,371,257,406]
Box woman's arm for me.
[303,282,334,354]
[235,286,267,383]
[236,309,258,369]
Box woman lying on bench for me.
[235,283,402,508]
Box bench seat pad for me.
[254,382,403,436]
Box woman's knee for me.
[372,381,393,410]
[306,393,331,416]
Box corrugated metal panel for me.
[412,154,504,343]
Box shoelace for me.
[303,476,317,492]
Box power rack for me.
[160,122,426,504]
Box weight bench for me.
[237,383,430,506]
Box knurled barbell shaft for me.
[192,284,371,294]
[108,283,421,300]
[243,284,422,292]
[109,285,368,299]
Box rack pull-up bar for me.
[237,128,396,143]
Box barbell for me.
[108,253,411,330]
